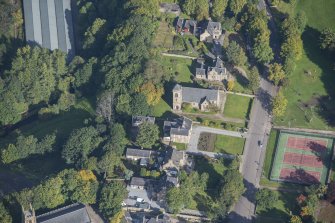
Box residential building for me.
[132,116,155,127]
[159,3,181,15]
[176,18,197,35]
[195,57,229,82]
[200,21,222,42]
[126,148,152,161]
[22,203,97,223]
[23,0,75,59]
[130,177,151,190]
[162,148,187,170]
[163,116,192,143]
[172,84,220,111]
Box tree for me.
[226,41,247,66]
[295,11,307,33]
[73,57,97,93]
[272,91,288,117]
[62,126,102,164]
[182,0,196,16]
[139,81,164,106]
[126,0,159,18]
[195,0,209,21]
[83,18,107,51]
[105,123,127,155]
[166,187,185,213]
[229,0,247,15]
[98,182,128,220]
[215,169,245,218]
[98,151,122,177]
[130,93,151,116]
[211,0,228,20]
[96,90,114,122]
[255,188,279,209]
[248,66,260,92]
[227,80,235,91]
[0,202,12,223]
[136,122,159,148]
[320,28,335,51]
[268,63,286,86]
[290,215,303,223]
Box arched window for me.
[175,93,179,98]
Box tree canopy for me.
[136,122,159,148]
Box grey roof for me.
[126,148,152,158]
[23,0,75,58]
[173,84,182,91]
[206,21,222,36]
[132,116,155,127]
[182,86,219,104]
[215,57,224,68]
[176,18,197,34]
[36,203,91,223]
[130,177,150,187]
[140,158,149,166]
[166,176,178,186]
[196,67,206,76]
[164,116,192,137]
[159,3,181,13]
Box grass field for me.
[160,56,194,83]
[214,135,245,155]
[270,131,334,185]
[152,98,171,117]
[255,191,299,223]
[153,21,175,49]
[274,0,335,130]
[223,94,253,120]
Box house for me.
[23,0,75,59]
[130,177,151,190]
[195,57,229,82]
[159,3,181,15]
[22,203,99,223]
[126,148,152,161]
[200,21,222,42]
[132,116,155,127]
[176,18,197,35]
[163,116,192,143]
[172,84,220,111]
[162,148,187,170]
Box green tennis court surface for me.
[270,131,334,185]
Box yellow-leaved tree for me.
[139,81,164,105]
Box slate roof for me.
[126,148,152,158]
[182,86,219,104]
[130,177,150,187]
[36,203,91,223]
[23,0,75,59]
[164,116,192,137]
[159,3,181,14]
[206,21,222,36]
[132,116,155,127]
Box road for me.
[229,77,277,222]
[187,126,244,159]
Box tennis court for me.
[270,131,334,185]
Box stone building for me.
[200,21,222,42]
[195,57,229,82]
[172,84,220,112]
[163,116,192,144]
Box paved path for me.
[161,52,196,59]
[186,126,244,159]
[225,91,255,98]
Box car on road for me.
[258,140,263,148]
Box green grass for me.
[152,98,171,117]
[160,56,194,83]
[172,142,187,150]
[223,94,253,120]
[255,191,299,223]
[263,130,279,179]
[153,21,175,49]
[274,0,335,130]
[214,135,245,155]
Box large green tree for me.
[226,41,247,66]
[0,202,12,223]
[136,122,159,148]
[62,126,102,164]
[272,91,288,117]
[98,182,128,219]
[229,0,247,15]
[268,63,286,86]
[255,188,278,209]
[211,0,228,21]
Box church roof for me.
[36,203,91,223]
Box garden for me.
[223,94,253,120]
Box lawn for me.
[223,94,253,120]
[214,135,245,155]
[152,98,171,117]
[255,191,299,223]
[160,56,194,83]
[172,142,187,150]
[153,21,175,49]
[274,0,335,130]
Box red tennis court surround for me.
[283,152,323,168]
[287,137,327,153]
[279,168,321,184]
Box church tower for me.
[22,204,36,223]
[172,84,182,110]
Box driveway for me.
[187,126,245,159]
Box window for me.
[175,93,179,97]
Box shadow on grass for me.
[302,26,335,127]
